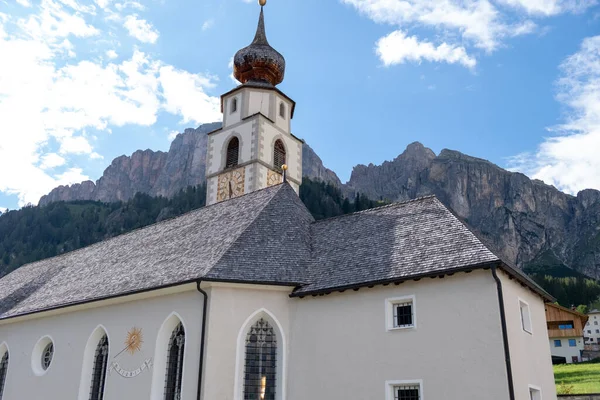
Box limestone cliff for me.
[345,144,600,278]
[39,122,339,205]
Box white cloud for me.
[115,1,145,11]
[39,153,66,169]
[508,35,600,194]
[168,130,179,141]
[342,0,591,68]
[496,0,596,16]
[123,14,159,43]
[159,66,221,125]
[106,49,118,58]
[376,30,476,69]
[16,0,32,7]
[202,19,214,31]
[0,3,220,206]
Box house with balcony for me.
[546,303,588,363]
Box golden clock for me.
[267,170,282,187]
[217,167,245,202]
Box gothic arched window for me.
[226,137,240,168]
[279,102,285,119]
[231,97,238,114]
[89,335,109,400]
[243,318,277,400]
[273,140,286,171]
[164,322,185,400]
[0,351,8,400]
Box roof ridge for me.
[312,195,438,224]
[5,184,285,275]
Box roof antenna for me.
[282,164,288,183]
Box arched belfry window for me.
[164,322,185,400]
[231,97,238,114]
[279,102,285,119]
[0,351,8,400]
[226,137,240,168]
[89,335,109,400]
[243,318,277,400]
[273,140,286,171]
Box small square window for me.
[386,296,416,331]
[386,380,422,400]
[595,321,598,326]
[596,329,599,334]
[519,299,532,334]
[529,385,542,400]
[568,339,577,347]
[554,339,562,347]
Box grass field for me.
[554,361,600,394]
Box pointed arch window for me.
[226,137,240,169]
[89,335,109,400]
[279,102,285,119]
[0,351,8,400]
[243,318,277,400]
[273,140,286,171]
[164,322,185,400]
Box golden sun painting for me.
[125,327,144,355]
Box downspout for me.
[491,265,516,400]
[196,281,208,400]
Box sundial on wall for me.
[109,327,153,379]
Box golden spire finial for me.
[258,0,266,6]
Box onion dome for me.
[233,3,285,86]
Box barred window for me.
[394,384,420,400]
[164,322,185,400]
[42,342,53,371]
[279,103,285,119]
[89,335,109,400]
[394,302,413,328]
[231,98,238,114]
[273,140,286,171]
[243,318,277,400]
[0,351,8,400]
[226,137,240,168]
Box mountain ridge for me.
[38,123,600,278]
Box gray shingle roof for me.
[293,196,501,295]
[0,185,311,320]
[0,184,550,320]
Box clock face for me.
[267,170,282,187]
[217,168,245,202]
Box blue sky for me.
[0,0,599,210]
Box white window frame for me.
[386,295,416,331]
[528,384,542,400]
[519,298,533,334]
[386,379,423,400]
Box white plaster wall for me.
[500,271,557,400]
[223,93,242,128]
[206,124,254,176]
[274,95,292,132]
[248,90,271,119]
[0,286,204,400]
[260,122,302,185]
[287,270,511,400]
[584,312,600,344]
[549,337,584,363]
[201,284,293,400]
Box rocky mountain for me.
[40,122,339,206]
[38,125,600,279]
[345,142,600,278]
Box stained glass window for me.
[164,322,185,400]
[89,335,109,400]
[243,318,277,400]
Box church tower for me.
[205,0,303,205]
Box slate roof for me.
[0,183,550,320]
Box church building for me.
[0,2,558,400]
